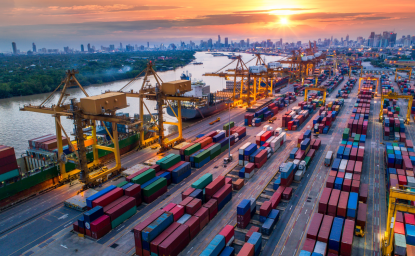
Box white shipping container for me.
[239,142,251,155]
[275,127,282,136]
[249,198,256,211]
[294,171,303,181]
[239,160,244,166]
[226,236,235,247]
[345,173,353,180]
[245,171,254,179]
[267,126,273,131]
[408,176,415,187]
[313,241,327,256]
[263,125,270,131]
[256,131,266,141]
[339,159,348,172]
[266,136,276,144]
[293,159,300,165]
[267,153,271,159]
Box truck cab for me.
[324,151,333,167]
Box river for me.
[0,52,283,156]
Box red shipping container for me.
[150,222,181,255]
[0,154,17,168]
[356,203,367,230]
[326,176,335,188]
[73,221,79,232]
[238,242,255,256]
[225,177,232,185]
[353,174,361,181]
[337,191,349,218]
[158,225,190,256]
[245,163,255,173]
[0,146,15,159]
[328,189,340,217]
[237,209,251,229]
[195,206,209,230]
[302,238,316,252]
[313,140,321,150]
[398,175,408,186]
[354,161,362,174]
[397,169,405,176]
[182,187,195,200]
[205,176,225,200]
[0,161,19,174]
[163,203,177,212]
[143,186,167,204]
[169,205,185,221]
[270,192,282,209]
[105,196,136,222]
[318,215,334,243]
[254,150,267,163]
[329,170,337,177]
[260,201,272,217]
[186,198,202,215]
[341,219,355,256]
[103,195,129,213]
[219,225,235,244]
[91,223,111,239]
[92,187,123,208]
[282,187,293,200]
[337,172,345,179]
[245,226,260,242]
[133,209,165,256]
[342,179,351,192]
[351,180,360,193]
[306,213,323,240]
[185,216,200,240]
[319,187,332,214]
[213,184,232,204]
[179,197,193,207]
[405,213,415,225]
[204,199,218,220]
[346,160,355,173]
[90,214,110,233]
[125,184,142,204]
[395,222,405,234]
[359,184,368,203]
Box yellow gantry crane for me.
[382,188,415,255]
[349,65,363,77]
[358,76,380,96]
[379,92,413,123]
[20,70,135,187]
[304,87,327,105]
[116,61,200,152]
[395,67,413,82]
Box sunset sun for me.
[280,17,289,25]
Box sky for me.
[1,0,415,52]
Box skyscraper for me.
[208,38,213,48]
[120,42,123,51]
[81,44,84,52]
[247,38,250,47]
[12,42,17,54]
[32,43,36,53]
[225,38,229,47]
[147,42,149,48]
[109,45,115,51]
[389,32,397,47]
[218,35,221,44]
[87,43,91,52]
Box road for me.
[3,84,294,256]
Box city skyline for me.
[1,0,415,52]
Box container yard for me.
[2,51,414,256]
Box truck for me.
[324,151,333,167]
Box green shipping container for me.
[0,169,20,183]
[210,150,221,159]
[184,143,202,156]
[223,121,235,131]
[343,128,350,140]
[143,178,167,197]
[208,144,221,154]
[132,169,155,185]
[194,150,211,163]
[111,206,137,229]
[221,143,229,153]
[192,173,213,190]
[159,154,180,170]
[156,154,175,166]
[354,134,360,142]
[304,156,311,166]
[116,181,128,188]
[392,143,398,147]
[387,149,394,154]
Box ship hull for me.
[167,101,227,120]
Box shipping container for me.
[341,219,355,256]
[307,213,323,240]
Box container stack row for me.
[323,74,345,94]
[390,211,415,256]
[288,129,320,167]
[282,104,314,130]
[313,101,343,134]
[200,225,236,256]
[28,134,72,155]
[336,77,356,99]
[133,174,232,256]
[396,77,413,96]
[384,140,415,190]
[0,145,20,184]
[73,182,141,239]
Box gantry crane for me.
[395,67,413,82]
[20,70,135,187]
[358,76,380,96]
[115,61,200,152]
[349,65,363,77]
[382,188,415,256]
[304,87,327,105]
[379,92,413,123]
[318,65,334,78]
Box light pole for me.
[228,99,231,160]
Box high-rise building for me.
[12,42,17,54]
[346,35,349,42]
[32,43,36,53]
[411,48,415,59]
[247,38,250,47]
[357,37,364,45]
[120,42,123,51]
[81,44,84,52]
[389,32,397,47]
[207,38,213,48]
[147,42,149,48]
[240,40,245,47]
[225,38,229,47]
[267,39,272,48]
[296,41,301,47]
[109,45,115,51]
[87,43,91,52]
[218,35,221,44]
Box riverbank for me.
[0,51,196,99]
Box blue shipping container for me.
[332,158,341,171]
[84,206,104,229]
[121,182,134,190]
[218,191,232,211]
[142,176,162,189]
[219,246,235,256]
[244,144,258,156]
[247,232,262,253]
[406,224,415,246]
[142,212,174,242]
[237,199,251,215]
[334,178,343,190]
[200,235,226,256]
[86,185,116,208]
[347,192,358,218]
[329,217,344,252]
